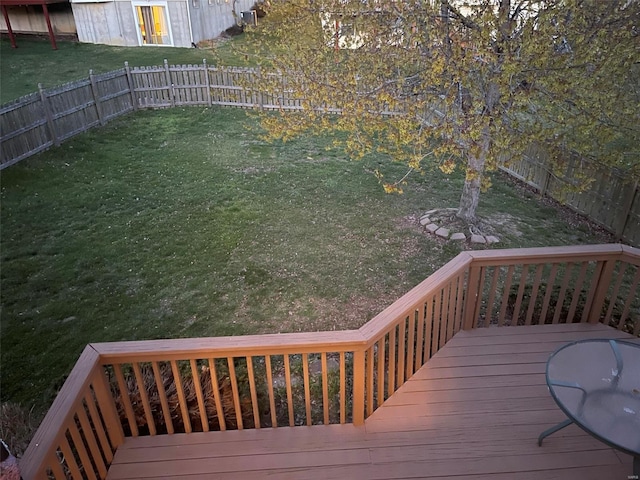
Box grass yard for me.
[0,35,253,104]
[0,106,612,417]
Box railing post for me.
[352,349,366,426]
[124,61,138,111]
[463,265,482,330]
[164,59,176,107]
[89,69,105,126]
[92,363,125,449]
[38,83,59,146]
[587,259,617,324]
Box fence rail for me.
[1,61,638,245]
[19,244,640,479]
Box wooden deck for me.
[107,323,637,480]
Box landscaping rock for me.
[419,216,431,226]
[471,234,487,244]
[435,227,450,238]
[486,235,500,244]
[425,223,439,233]
[450,232,466,241]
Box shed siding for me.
[188,0,254,43]
[72,2,137,46]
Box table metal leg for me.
[537,419,573,446]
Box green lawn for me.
[0,106,611,414]
[0,35,253,104]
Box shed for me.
[70,0,255,47]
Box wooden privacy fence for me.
[20,244,640,479]
[1,60,638,245]
[0,60,301,170]
[502,145,640,247]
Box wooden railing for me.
[20,244,639,479]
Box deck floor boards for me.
[107,323,636,479]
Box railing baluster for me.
[377,338,386,407]
[302,353,312,426]
[190,359,210,432]
[454,272,465,334]
[606,262,627,327]
[170,360,192,433]
[406,311,416,379]
[511,265,529,325]
[619,267,640,333]
[424,297,434,360]
[113,364,138,436]
[132,362,156,435]
[366,346,374,416]
[77,400,108,478]
[484,267,500,326]
[151,361,174,434]
[84,390,113,463]
[498,265,515,326]
[226,357,243,430]
[566,262,589,322]
[397,319,406,386]
[388,326,396,396]
[68,418,97,480]
[245,356,261,429]
[432,291,442,351]
[208,358,226,431]
[553,263,574,324]
[59,434,82,478]
[445,282,455,341]
[265,355,278,427]
[414,306,425,371]
[525,264,545,325]
[339,352,346,424]
[48,451,67,479]
[582,261,605,323]
[540,264,559,324]
[284,354,294,426]
[321,353,329,425]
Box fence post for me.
[203,59,212,107]
[124,62,138,111]
[89,69,105,126]
[351,349,366,426]
[38,83,58,146]
[164,59,176,107]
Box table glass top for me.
[546,339,640,455]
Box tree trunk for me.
[457,171,481,222]
[457,126,490,222]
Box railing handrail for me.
[92,329,368,362]
[18,243,640,479]
[465,243,627,264]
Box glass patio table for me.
[538,339,640,476]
